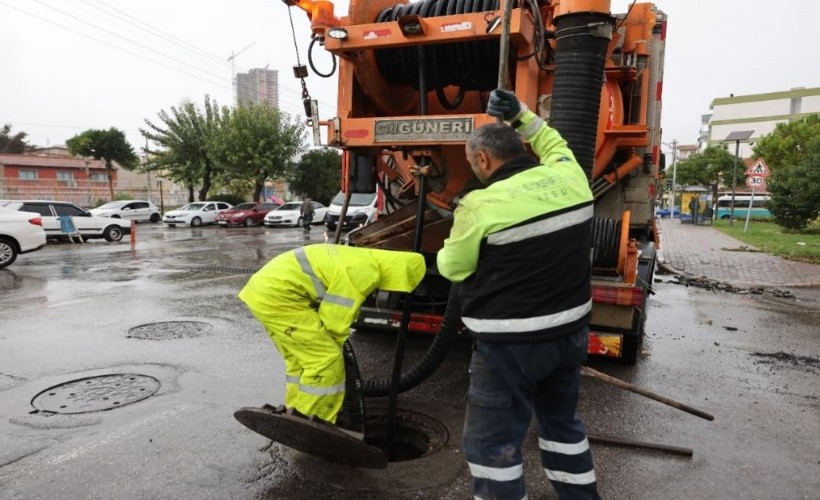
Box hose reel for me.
[374,0,504,95]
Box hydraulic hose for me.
[363,282,462,397]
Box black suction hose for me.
[362,282,462,397]
[548,12,613,177]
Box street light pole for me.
[724,130,754,227]
[730,139,740,226]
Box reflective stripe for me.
[519,116,545,139]
[467,462,523,482]
[298,381,346,396]
[285,375,300,384]
[294,247,326,299]
[463,299,592,333]
[545,468,597,485]
[538,437,590,455]
[488,205,593,246]
[323,293,355,308]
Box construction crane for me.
[228,42,257,103]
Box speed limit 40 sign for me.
[746,175,767,190]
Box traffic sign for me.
[746,175,767,190]
[745,159,771,177]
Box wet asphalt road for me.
[0,224,818,500]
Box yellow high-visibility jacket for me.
[239,243,426,337]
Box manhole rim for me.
[362,406,450,461]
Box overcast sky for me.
[2,0,818,152]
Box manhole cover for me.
[127,321,212,340]
[31,374,160,414]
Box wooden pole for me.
[580,366,715,421]
[588,434,693,457]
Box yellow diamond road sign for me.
[744,159,770,177]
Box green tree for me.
[210,104,306,201]
[66,127,138,200]
[766,138,820,230]
[753,114,820,170]
[0,124,35,153]
[141,96,222,202]
[288,148,341,205]
[673,146,737,203]
[752,114,820,231]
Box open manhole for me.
[362,406,449,462]
[127,321,212,340]
[31,374,160,414]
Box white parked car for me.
[3,200,132,242]
[89,200,161,223]
[263,201,327,227]
[162,201,233,227]
[0,207,47,268]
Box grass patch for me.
[712,219,820,264]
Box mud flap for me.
[234,405,388,469]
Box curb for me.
[656,256,819,290]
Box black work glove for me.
[487,88,526,122]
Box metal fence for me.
[0,178,189,209]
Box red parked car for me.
[215,202,280,227]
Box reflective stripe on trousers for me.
[463,329,601,500]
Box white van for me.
[324,191,381,231]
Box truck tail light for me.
[592,284,644,307]
[28,217,43,227]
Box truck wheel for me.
[620,243,656,365]
[190,217,202,227]
[720,214,730,220]
[0,237,18,269]
[104,226,123,242]
[150,213,160,223]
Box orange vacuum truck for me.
[287,0,667,364]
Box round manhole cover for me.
[127,321,212,340]
[31,374,160,414]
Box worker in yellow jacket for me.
[238,243,426,424]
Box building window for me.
[89,172,107,182]
[19,170,37,180]
[57,171,77,187]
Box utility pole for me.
[669,140,678,218]
[228,42,256,104]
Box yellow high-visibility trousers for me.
[247,307,347,423]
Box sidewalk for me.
[657,218,820,288]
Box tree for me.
[288,148,341,205]
[752,114,820,231]
[66,128,138,200]
[0,124,35,153]
[753,114,820,171]
[210,104,306,201]
[141,97,222,202]
[673,146,737,203]
[766,138,820,231]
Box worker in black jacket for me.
[437,89,601,500]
